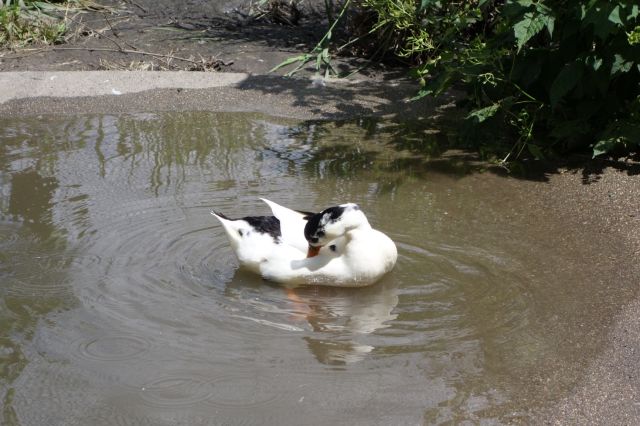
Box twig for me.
[0,48,49,59]
[102,13,139,51]
[50,46,202,64]
[126,0,147,14]
[102,13,117,35]
[64,14,128,52]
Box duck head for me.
[304,203,369,257]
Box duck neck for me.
[344,220,372,241]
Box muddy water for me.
[0,112,631,424]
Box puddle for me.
[0,112,633,424]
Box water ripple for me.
[388,239,533,355]
[206,374,282,408]
[73,335,151,362]
[138,375,217,408]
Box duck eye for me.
[310,237,319,243]
[329,244,336,252]
[238,230,244,236]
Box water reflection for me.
[0,123,79,425]
[300,283,399,365]
[0,111,629,424]
[90,113,289,195]
[248,283,399,365]
[8,170,59,239]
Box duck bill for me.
[307,245,322,258]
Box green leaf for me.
[585,55,603,71]
[31,1,65,10]
[466,104,500,123]
[419,0,436,12]
[592,137,618,157]
[595,119,640,157]
[411,70,453,100]
[269,55,309,72]
[608,5,622,26]
[513,12,547,52]
[411,89,430,101]
[611,54,633,75]
[629,25,640,45]
[550,61,583,107]
[545,16,555,38]
[514,0,534,7]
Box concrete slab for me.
[0,70,454,120]
[0,71,249,104]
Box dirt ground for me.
[0,0,383,78]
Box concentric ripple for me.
[1,251,76,299]
[139,375,216,408]
[206,374,282,408]
[74,335,151,362]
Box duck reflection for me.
[222,272,399,365]
[285,283,399,365]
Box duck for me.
[211,199,397,287]
[211,199,342,275]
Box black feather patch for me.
[304,212,323,241]
[295,209,317,220]
[242,215,282,241]
[303,205,346,242]
[325,206,346,221]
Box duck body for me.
[212,199,397,287]
[260,226,396,287]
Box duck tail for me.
[211,210,244,249]
[211,210,231,220]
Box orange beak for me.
[307,245,321,258]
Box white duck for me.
[211,199,397,287]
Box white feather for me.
[259,198,309,252]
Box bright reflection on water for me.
[0,112,625,424]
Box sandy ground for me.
[1,0,639,423]
[525,167,640,424]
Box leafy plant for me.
[271,0,352,76]
[350,0,486,63]
[0,3,66,48]
[0,1,73,48]
[0,1,101,48]
[409,0,640,160]
[273,0,640,161]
